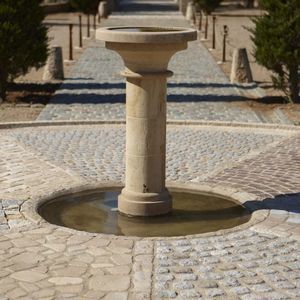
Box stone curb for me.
[20,181,270,241]
[0,119,299,131]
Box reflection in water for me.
[108,27,182,33]
[39,189,251,237]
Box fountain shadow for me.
[61,81,257,91]
[49,81,250,104]
[244,192,300,214]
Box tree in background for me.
[0,0,48,101]
[195,0,222,15]
[250,0,300,103]
[244,0,255,8]
[70,0,99,14]
[194,0,221,39]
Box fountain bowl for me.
[96,26,197,44]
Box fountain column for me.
[119,69,173,216]
[97,27,197,216]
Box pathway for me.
[38,0,265,123]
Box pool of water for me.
[39,188,251,237]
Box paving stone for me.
[54,284,83,294]
[10,270,48,283]
[205,288,225,297]
[106,265,131,275]
[179,289,202,298]
[103,292,128,300]
[31,289,55,298]
[52,266,87,277]
[111,254,132,265]
[48,277,83,285]
[88,275,130,291]
[5,287,27,299]
[156,290,177,298]
[229,286,250,295]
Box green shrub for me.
[0,0,48,100]
[250,0,300,103]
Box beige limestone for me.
[10,270,48,283]
[99,1,109,19]
[179,0,189,15]
[96,26,196,216]
[42,46,64,81]
[186,2,195,23]
[230,48,253,83]
[88,274,131,291]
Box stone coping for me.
[0,119,299,131]
[21,181,269,241]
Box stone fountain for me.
[96,26,197,216]
[38,26,251,237]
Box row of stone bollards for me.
[43,0,114,82]
[184,1,253,84]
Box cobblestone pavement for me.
[0,121,300,299]
[38,0,265,123]
[1,0,300,299]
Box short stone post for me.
[230,48,253,83]
[78,15,83,48]
[179,0,188,15]
[186,2,195,23]
[87,14,90,38]
[204,14,208,39]
[198,11,203,31]
[222,25,228,62]
[43,46,64,81]
[212,15,216,49]
[69,24,73,61]
[93,14,97,30]
[99,1,109,19]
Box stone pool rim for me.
[21,182,269,240]
[96,26,197,44]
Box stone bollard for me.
[230,48,253,83]
[186,2,195,23]
[43,46,64,81]
[106,0,115,13]
[98,1,109,19]
[179,0,188,16]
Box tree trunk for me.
[245,0,254,8]
[0,68,8,101]
[288,65,299,103]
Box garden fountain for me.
[38,26,251,237]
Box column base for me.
[118,188,172,216]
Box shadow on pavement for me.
[244,193,300,214]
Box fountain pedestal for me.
[97,27,197,216]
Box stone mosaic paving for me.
[153,232,300,299]
[0,122,300,299]
[7,125,287,183]
[1,0,300,299]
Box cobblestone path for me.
[0,121,300,299]
[38,0,265,123]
